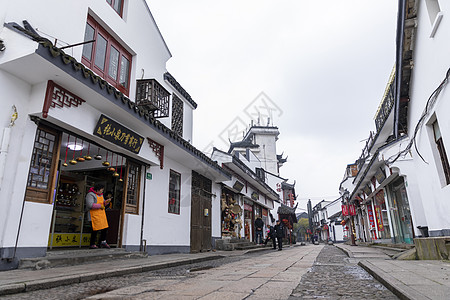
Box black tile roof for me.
[6,21,228,179]
[163,72,197,109]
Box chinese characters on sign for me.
[367,205,375,229]
[342,205,349,216]
[48,233,91,247]
[94,114,144,154]
[375,167,387,184]
[374,205,384,232]
[349,204,356,216]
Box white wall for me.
[0,71,38,250]
[144,158,191,247]
[401,0,450,234]
[253,134,278,174]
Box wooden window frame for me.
[168,170,181,215]
[124,161,141,214]
[433,121,450,185]
[25,126,61,204]
[106,0,124,17]
[82,15,132,96]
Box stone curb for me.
[358,260,430,300]
[334,244,354,258]
[0,254,225,296]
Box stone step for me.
[18,248,147,270]
[234,244,265,250]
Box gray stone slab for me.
[0,283,26,296]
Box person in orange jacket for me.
[85,183,111,249]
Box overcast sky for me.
[147,1,398,210]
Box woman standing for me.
[85,183,110,249]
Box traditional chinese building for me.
[0,0,229,270]
[340,1,450,256]
[212,121,297,245]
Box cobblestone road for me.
[289,245,398,299]
[0,245,399,299]
[0,254,250,300]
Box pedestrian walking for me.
[85,183,111,249]
[264,224,275,247]
[274,220,284,250]
[255,217,264,244]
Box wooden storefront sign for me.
[94,114,144,154]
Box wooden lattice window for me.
[25,126,60,203]
[168,170,181,214]
[125,161,140,214]
[136,79,170,118]
[171,94,183,136]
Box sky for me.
[147,0,399,210]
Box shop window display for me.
[48,132,136,248]
[221,192,242,238]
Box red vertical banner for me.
[349,204,356,216]
[374,205,384,232]
[367,205,375,228]
[342,205,349,216]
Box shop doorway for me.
[388,177,414,244]
[48,133,127,249]
[244,199,253,241]
[190,171,212,253]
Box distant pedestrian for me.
[274,220,284,250]
[255,217,264,244]
[313,234,318,244]
[86,183,111,249]
[264,225,275,247]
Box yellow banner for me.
[48,233,91,247]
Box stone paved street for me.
[0,245,401,299]
[289,245,398,299]
[0,253,250,300]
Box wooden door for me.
[190,171,212,253]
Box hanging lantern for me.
[84,142,92,160]
[94,147,102,160]
[107,152,115,171]
[77,140,85,162]
[69,136,78,165]
[102,150,110,166]
[113,154,119,177]
[63,134,70,167]
[119,156,124,182]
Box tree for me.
[293,218,309,242]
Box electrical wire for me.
[386,67,450,165]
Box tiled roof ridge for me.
[163,72,197,109]
[38,40,225,173]
[4,20,225,176]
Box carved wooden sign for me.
[94,114,144,154]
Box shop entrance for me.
[190,171,212,253]
[244,199,253,241]
[388,177,414,244]
[48,133,127,249]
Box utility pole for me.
[307,199,313,242]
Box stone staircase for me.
[215,238,265,251]
[18,248,147,270]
